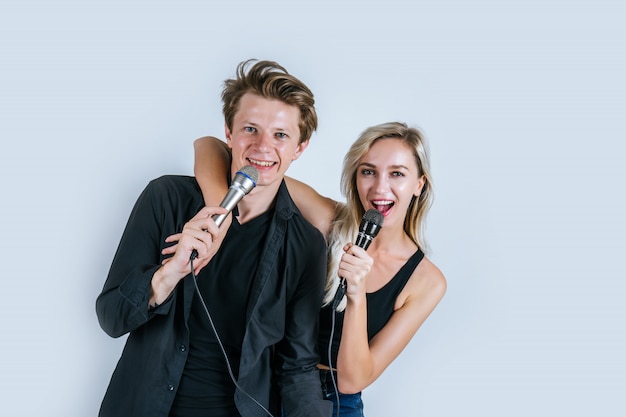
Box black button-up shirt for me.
[96,175,332,417]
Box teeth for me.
[372,200,393,206]
[249,158,275,167]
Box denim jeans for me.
[320,369,364,417]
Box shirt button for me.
[179,344,186,352]
[168,384,174,391]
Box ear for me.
[224,123,233,149]
[291,139,309,161]
[415,175,426,197]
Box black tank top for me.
[318,248,424,368]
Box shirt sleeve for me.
[95,179,175,338]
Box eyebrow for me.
[359,162,410,170]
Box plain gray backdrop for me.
[1,0,624,416]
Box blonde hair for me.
[322,122,434,310]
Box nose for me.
[255,131,272,151]
[373,175,390,193]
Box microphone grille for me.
[238,165,259,184]
[363,208,384,227]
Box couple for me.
[96,59,446,417]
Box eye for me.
[361,169,375,176]
[391,171,405,177]
[244,126,257,133]
[275,132,288,140]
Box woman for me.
[191,122,446,416]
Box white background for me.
[1,1,625,416]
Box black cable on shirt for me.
[190,257,274,417]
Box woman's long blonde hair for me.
[322,122,434,310]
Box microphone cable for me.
[327,304,342,417]
[326,208,383,416]
[189,256,274,417]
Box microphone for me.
[190,165,259,260]
[332,208,383,309]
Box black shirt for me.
[171,209,273,417]
[96,175,332,417]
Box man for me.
[96,59,332,417]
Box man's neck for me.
[235,181,281,224]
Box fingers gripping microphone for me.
[190,165,259,260]
[332,209,384,309]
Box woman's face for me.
[356,138,424,227]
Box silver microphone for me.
[190,165,259,260]
[211,165,259,226]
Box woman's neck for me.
[368,227,417,258]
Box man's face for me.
[226,93,308,190]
